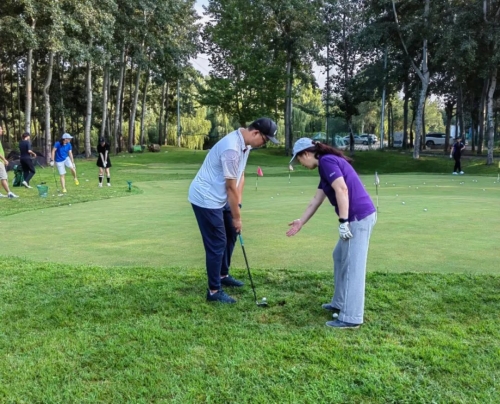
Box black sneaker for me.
[325,320,360,329]
[220,275,244,287]
[206,289,236,304]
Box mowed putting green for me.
[2,173,500,275]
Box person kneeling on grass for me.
[50,133,79,193]
[286,138,376,329]
[96,137,112,187]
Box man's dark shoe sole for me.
[325,320,360,329]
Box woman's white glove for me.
[339,222,353,240]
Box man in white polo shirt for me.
[189,118,279,303]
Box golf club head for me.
[256,298,268,307]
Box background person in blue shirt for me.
[50,133,79,193]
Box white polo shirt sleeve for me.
[221,149,239,179]
[188,130,249,209]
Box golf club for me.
[238,233,268,307]
[52,166,64,197]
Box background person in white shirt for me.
[189,118,279,303]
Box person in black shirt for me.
[450,137,465,175]
[19,132,37,188]
[96,137,112,187]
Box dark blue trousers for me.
[192,203,238,291]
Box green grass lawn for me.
[1,147,499,402]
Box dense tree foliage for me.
[0,0,499,161]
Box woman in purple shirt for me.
[286,138,377,329]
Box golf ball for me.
[262,297,267,302]
[424,209,427,212]
[271,197,273,199]
[277,193,279,196]
[402,202,405,205]
[69,204,72,206]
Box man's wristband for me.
[339,218,348,223]
[238,204,242,209]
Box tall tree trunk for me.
[113,46,126,154]
[0,65,10,144]
[458,85,465,138]
[25,48,34,134]
[44,52,54,164]
[139,70,149,146]
[128,62,142,151]
[9,62,15,145]
[414,78,428,157]
[456,85,462,138]
[32,57,39,145]
[284,52,293,155]
[101,64,109,140]
[409,106,416,148]
[421,96,426,150]
[392,0,429,158]
[444,100,454,154]
[486,68,496,164]
[84,60,92,158]
[164,82,169,145]
[387,98,394,147]
[402,79,409,148]
[158,81,166,145]
[119,65,126,153]
[478,79,488,155]
[17,60,22,141]
[59,55,66,134]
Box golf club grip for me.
[238,234,258,301]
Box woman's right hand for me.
[286,219,302,237]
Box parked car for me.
[424,132,453,147]
[359,134,378,144]
[343,135,368,145]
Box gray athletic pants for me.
[329,212,377,325]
